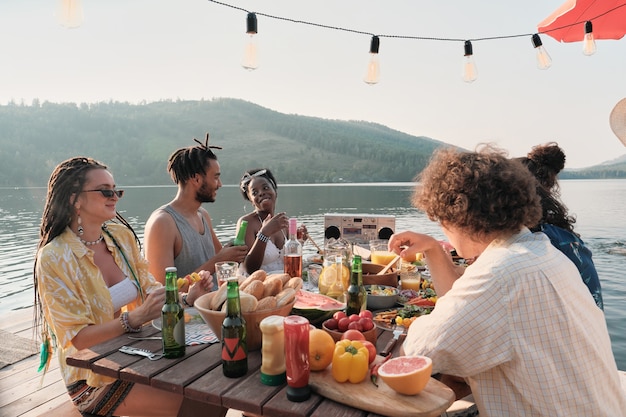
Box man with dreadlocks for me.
[144,134,248,286]
[34,156,221,416]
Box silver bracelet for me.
[120,311,142,333]
[257,232,270,243]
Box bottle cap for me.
[165,266,177,273]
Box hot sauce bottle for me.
[283,315,311,402]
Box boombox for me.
[323,213,396,244]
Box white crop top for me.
[109,277,138,312]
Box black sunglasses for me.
[83,189,125,198]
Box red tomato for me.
[337,317,351,332]
[333,311,347,321]
[359,317,374,331]
[348,321,363,331]
[361,340,377,364]
[359,310,373,320]
[341,329,366,341]
[324,318,338,330]
[348,314,361,323]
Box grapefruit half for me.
[377,355,433,395]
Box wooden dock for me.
[1,307,623,417]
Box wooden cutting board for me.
[309,356,455,417]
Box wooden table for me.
[67,322,454,417]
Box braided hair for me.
[33,157,139,348]
[167,133,222,184]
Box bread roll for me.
[256,296,277,311]
[240,269,267,291]
[285,277,303,291]
[242,280,264,300]
[210,283,228,310]
[221,292,258,313]
[262,277,283,298]
[266,273,291,285]
[276,287,296,307]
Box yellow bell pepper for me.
[331,340,369,383]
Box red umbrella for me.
[538,0,626,42]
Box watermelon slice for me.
[292,290,345,326]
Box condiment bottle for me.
[162,267,185,358]
[284,217,302,278]
[346,255,367,316]
[233,220,248,246]
[221,278,248,377]
[259,315,286,386]
[283,315,311,402]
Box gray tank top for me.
[160,205,216,283]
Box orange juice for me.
[371,250,398,266]
[401,278,422,291]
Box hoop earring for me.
[77,211,84,236]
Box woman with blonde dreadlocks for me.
[33,157,221,417]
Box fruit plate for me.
[152,308,218,345]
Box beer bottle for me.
[162,266,185,358]
[284,218,302,278]
[233,220,248,246]
[221,278,248,377]
[346,255,367,316]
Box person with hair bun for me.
[237,168,290,274]
[389,146,624,416]
[144,135,248,286]
[518,142,603,309]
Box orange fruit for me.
[377,355,433,395]
[309,328,335,371]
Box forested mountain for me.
[0,98,448,187]
[0,98,624,187]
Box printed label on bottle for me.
[173,319,185,346]
[222,337,247,361]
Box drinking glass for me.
[305,264,322,292]
[369,239,400,271]
[215,261,239,287]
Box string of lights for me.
[207,0,626,84]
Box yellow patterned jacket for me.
[36,223,161,387]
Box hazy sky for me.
[1,0,625,168]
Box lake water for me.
[1,181,624,370]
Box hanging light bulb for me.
[582,21,596,56]
[363,36,380,85]
[531,34,552,70]
[242,13,258,70]
[58,0,83,29]
[462,40,478,83]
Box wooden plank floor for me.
[2,307,624,417]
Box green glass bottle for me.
[162,266,185,358]
[233,220,248,246]
[346,255,367,316]
[221,278,248,377]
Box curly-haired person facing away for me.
[389,146,625,416]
